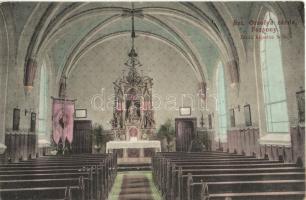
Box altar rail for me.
[219,126,305,165]
[4,131,37,162]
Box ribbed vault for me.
[21,2,242,91]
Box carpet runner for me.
[118,174,154,200]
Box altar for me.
[108,13,159,165]
[106,140,161,164]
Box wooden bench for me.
[0,153,117,200]
[0,186,82,200]
[186,177,305,200]
[152,151,305,200]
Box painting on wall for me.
[75,109,87,118]
[179,107,191,116]
[13,108,20,131]
[30,112,36,132]
[230,108,235,127]
[296,90,305,123]
[244,104,252,127]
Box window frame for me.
[216,61,228,142]
[259,11,289,134]
[38,63,49,135]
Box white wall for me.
[67,35,202,130]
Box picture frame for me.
[244,104,252,127]
[179,107,191,116]
[30,112,36,132]
[296,90,305,123]
[13,108,20,131]
[230,108,235,127]
[75,109,87,118]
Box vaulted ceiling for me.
[10,2,251,85]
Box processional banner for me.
[52,98,75,144]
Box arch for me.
[253,2,291,139]
[143,14,207,81]
[22,4,244,100]
[259,11,289,133]
[57,14,122,80]
[25,3,59,61]
[213,2,247,65]
[0,7,10,146]
[55,13,207,83]
[34,6,238,85]
[65,31,202,82]
[252,4,293,143]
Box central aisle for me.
[108,171,162,200]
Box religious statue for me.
[112,111,123,129]
[128,101,138,122]
[143,111,155,128]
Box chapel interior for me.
[0,1,305,200]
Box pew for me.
[0,153,117,200]
[152,151,305,200]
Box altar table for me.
[106,140,161,164]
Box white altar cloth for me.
[106,140,161,152]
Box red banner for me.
[52,98,75,144]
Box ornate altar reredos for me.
[107,6,160,165]
[111,48,156,141]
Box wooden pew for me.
[152,151,305,200]
[152,153,275,195]
[209,191,305,200]
[0,186,82,200]
[175,167,305,200]
[0,178,86,199]
[186,175,305,200]
[0,153,117,200]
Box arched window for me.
[216,62,227,141]
[38,63,48,135]
[260,11,289,133]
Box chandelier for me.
[124,3,143,86]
